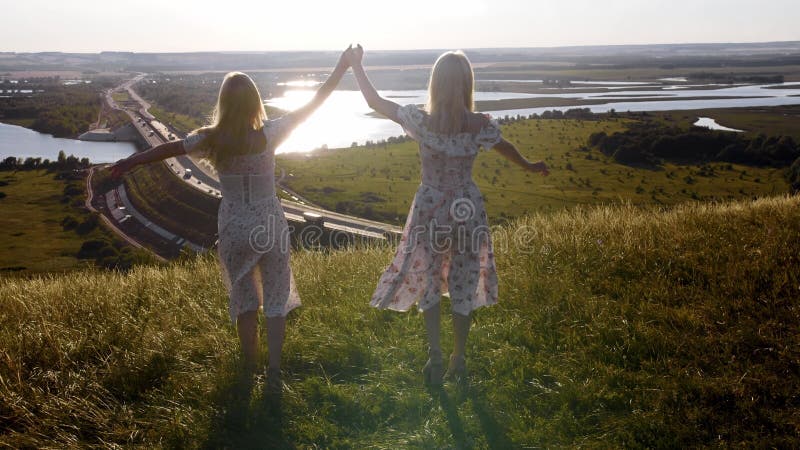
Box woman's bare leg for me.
[445,311,471,381]
[422,303,444,384]
[423,303,442,354]
[266,316,286,371]
[237,310,259,372]
[451,311,471,360]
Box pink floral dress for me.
[183,118,301,324]
[370,104,502,316]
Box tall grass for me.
[2,196,799,448]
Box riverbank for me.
[475,94,771,112]
[0,83,105,138]
[0,122,137,163]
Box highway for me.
[107,74,402,242]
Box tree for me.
[0,157,19,170]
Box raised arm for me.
[282,48,350,127]
[493,139,550,176]
[109,140,186,178]
[347,45,402,123]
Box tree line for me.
[0,84,103,137]
[586,120,800,191]
[1,150,91,171]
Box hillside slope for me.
[1,195,799,448]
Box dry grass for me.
[1,195,799,448]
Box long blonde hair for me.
[192,72,267,169]
[426,51,474,135]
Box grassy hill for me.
[1,195,799,448]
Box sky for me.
[1,0,799,52]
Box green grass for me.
[149,105,204,134]
[652,106,800,143]
[2,195,799,447]
[1,118,36,129]
[111,91,130,103]
[277,118,789,225]
[0,169,108,275]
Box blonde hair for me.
[426,51,474,135]
[192,72,267,169]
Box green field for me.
[111,91,130,103]
[277,117,789,225]
[0,169,102,274]
[148,104,205,135]
[2,195,798,447]
[652,106,800,142]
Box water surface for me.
[0,122,136,163]
[268,82,800,153]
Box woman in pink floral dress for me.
[110,49,351,389]
[346,46,550,384]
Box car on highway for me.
[303,212,325,226]
[183,169,193,179]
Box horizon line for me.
[3,39,800,55]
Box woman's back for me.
[396,104,502,191]
[185,118,290,203]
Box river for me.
[267,81,800,153]
[0,122,136,163]
[2,81,800,159]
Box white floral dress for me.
[370,104,502,316]
[183,118,301,323]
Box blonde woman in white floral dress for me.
[346,45,549,385]
[110,49,351,389]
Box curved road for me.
[110,75,401,240]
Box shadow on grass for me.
[432,382,515,450]
[203,369,292,450]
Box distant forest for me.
[0,80,116,137]
[2,41,800,73]
[587,119,800,191]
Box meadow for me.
[1,194,798,448]
[277,116,789,225]
[652,106,800,142]
[0,169,112,275]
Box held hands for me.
[344,44,364,68]
[337,45,352,70]
[528,160,550,176]
[336,44,363,71]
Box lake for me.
[0,122,136,163]
[485,82,800,118]
[694,117,744,132]
[268,89,539,153]
[268,82,800,153]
